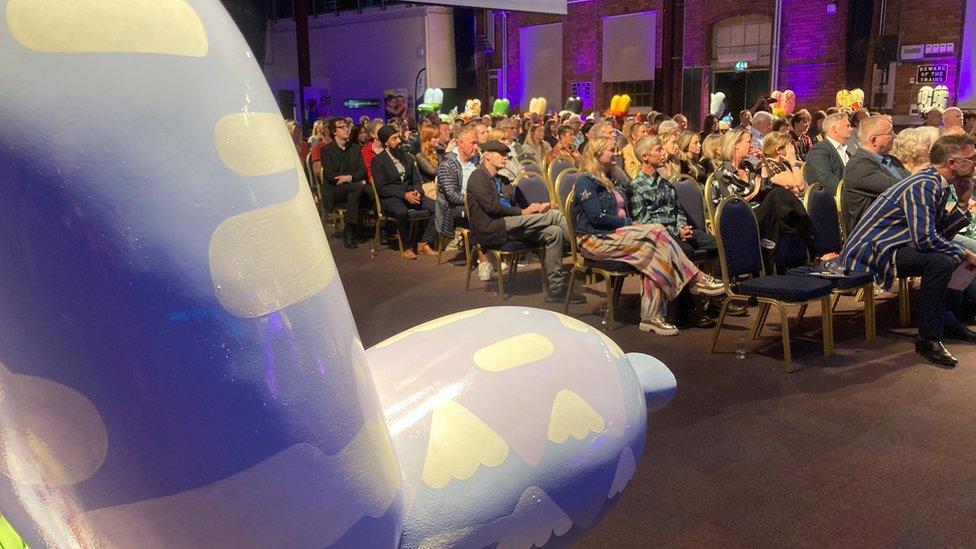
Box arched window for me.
[711,15,773,70]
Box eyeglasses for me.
[335,124,350,131]
[951,155,976,164]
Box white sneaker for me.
[478,261,496,282]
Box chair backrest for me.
[304,151,314,184]
[514,175,552,207]
[714,197,765,281]
[703,172,718,227]
[563,191,583,267]
[555,170,579,211]
[523,162,544,178]
[803,183,843,256]
[772,233,810,274]
[548,159,573,187]
[672,176,708,231]
[612,155,625,171]
[834,178,848,238]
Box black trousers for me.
[669,228,718,323]
[382,196,437,248]
[323,181,365,225]
[894,246,957,340]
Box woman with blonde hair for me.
[674,130,707,185]
[761,131,805,196]
[571,137,725,335]
[620,119,648,179]
[656,120,682,179]
[700,132,725,176]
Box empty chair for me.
[555,170,579,212]
[711,197,835,372]
[514,175,553,208]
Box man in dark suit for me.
[841,115,910,230]
[803,112,853,193]
[371,125,437,260]
[841,135,976,366]
[466,140,584,303]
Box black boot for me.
[342,225,358,249]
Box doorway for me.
[714,70,771,120]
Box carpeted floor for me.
[335,238,976,548]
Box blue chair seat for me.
[489,239,540,252]
[785,267,874,290]
[738,275,833,302]
[406,209,431,220]
[583,258,635,272]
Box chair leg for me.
[564,269,578,312]
[751,302,771,340]
[436,233,443,265]
[898,278,911,327]
[864,284,876,341]
[495,252,506,302]
[538,250,547,294]
[464,239,475,291]
[602,275,615,328]
[777,304,794,373]
[709,298,734,353]
[372,216,382,256]
[821,295,834,357]
[795,304,808,327]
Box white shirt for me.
[826,136,849,165]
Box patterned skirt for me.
[578,224,700,320]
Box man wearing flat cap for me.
[466,140,584,303]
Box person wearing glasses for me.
[842,115,910,230]
[319,118,367,248]
[842,134,976,367]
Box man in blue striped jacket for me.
[841,134,976,367]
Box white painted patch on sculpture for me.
[473,333,554,372]
[554,312,591,333]
[421,401,509,489]
[607,446,636,499]
[6,0,208,57]
[0,363,108,486]
[209,171,336,318]
[213,113,297,176]
[495,486,573,549]
[547,389,606,444]
[373,308,486,349]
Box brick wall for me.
[495,0,966,115]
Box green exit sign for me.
[734,60,749,72]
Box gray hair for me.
[822,112,848,136]
[752,111,775,127]
[633,135,663,161]
[657,120,680,137]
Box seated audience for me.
[804,112,853,192]
[547,124,581,165]
[286,119,309,160]
[416,126,442,196]
[842,115,909,230]
[846,108,870,153]
[701,114,720,139]
[892,127,939,174]
[964,111,976,135]
[807,110,827,144]
[674,130,707,186]
[621,119,648,179]
[761,131,806,198]
[657,120,682,180]
[924,108,943,128]
[437,126,494,280]
[750,111,775,149]
[308,119,328,148]
[710,129,815,261]
[772,119,791,134]
[319,118,367,248]
[673,114,689,131]
[466,140,583,303]
[841,135,976,367]
[489,126,524,183]
[737,109,752,131]
[789,109,813,160]
[521,122,552,166]
[573,137,724,335]
[943,107,965,133]
[371,125,438,260]
[361,119,385,183]
[700,133,725,176]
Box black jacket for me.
[842,149,909,230]
[372,149,422,203]
[321,141,366,185]
[466,167,522,247]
